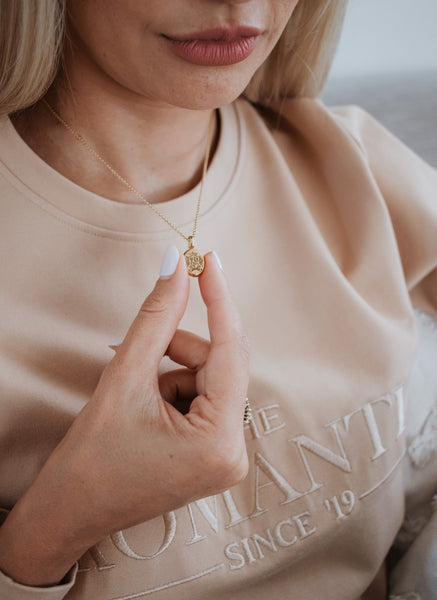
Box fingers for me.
[199,252,245,347]
[106,247,249,430]
[114,246,189,377]
[165,329,210,369]
[159,368,197,414]
[195,252,250,420]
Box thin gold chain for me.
[42,99,215,245]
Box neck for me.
[11,45,217,205]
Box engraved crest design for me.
[184,248,205,277]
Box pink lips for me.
[164,26,262,67]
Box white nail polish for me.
[159,245,180,279]
[108,336,125,348]
[212,250,223,271]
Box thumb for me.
[114,245,190,377]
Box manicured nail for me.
[108,336,125,350]
[212,250,223,271]
[159,245,180,279]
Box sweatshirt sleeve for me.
[329,104,437,316]
[0,564,77,600]
[0,511,78,599]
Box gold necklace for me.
[42,99,216,277]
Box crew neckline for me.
[0,101,242,238]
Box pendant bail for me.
[188,235,194,250]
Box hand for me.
[0,248,250,586]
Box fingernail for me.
[159,245,180,279]
[108,336,125,350]
[212,250,223,271]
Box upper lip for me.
[165,26,263,42]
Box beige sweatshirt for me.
[0,97,436,600]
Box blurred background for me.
[321,0,437,166]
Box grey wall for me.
[327,0,437,79]
[322,0,437,167]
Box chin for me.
[162,73,256,110]
[171,91,246,110]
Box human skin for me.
[0,0,300,588]
[0,251,251,585]
[12,0,299,205]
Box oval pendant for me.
[184,247,204,277]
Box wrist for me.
[0,469,96,587]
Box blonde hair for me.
[245,1,348,103]
[0,0,64,117]
[0,0,347,117]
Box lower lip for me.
[165,36,258,66]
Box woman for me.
[0,1,436,598]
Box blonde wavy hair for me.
[0,0,347,117]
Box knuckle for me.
[140,288,167,316]
[221,447,249,486]
[232,453,250,484]
[206,438,249,488]
[99,359,130,390]
[191,340,210,366]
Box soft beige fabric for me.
[322,70,437,168]
[0,97,436,599]
[389,310,437,599]
[0,561,77,600]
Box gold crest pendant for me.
[184,236,205,277]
